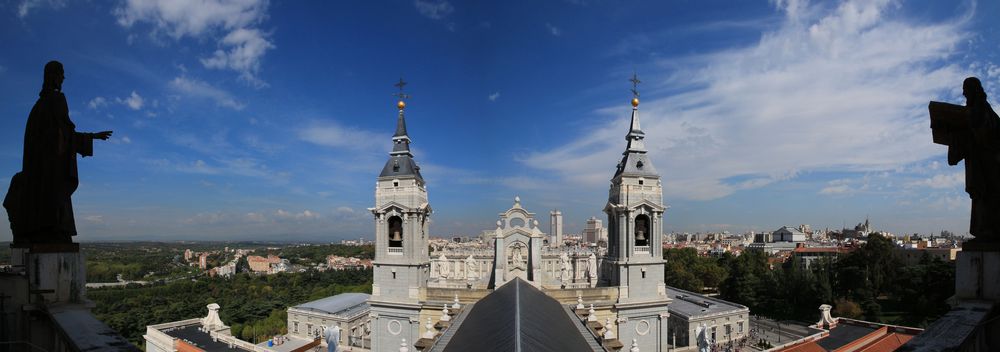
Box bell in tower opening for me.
[388,216,403,247]
[634,214,649,247]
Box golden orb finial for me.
[631,98,639,107]
[397,100,406,110]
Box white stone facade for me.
[427,198,603,290]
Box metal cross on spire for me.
[629,72,641,99]
[393,77,411,101]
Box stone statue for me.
[929,77,1000,242]
[587,253,598,281]
[511,244,525,270]
[324,325,341,352]
[4,61,112,245]
[438,254,450,278]
[696,323,710,352]
[465,255,478,279]
[559,252,572,282]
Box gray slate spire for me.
[379,101,423,181]
[394,109,409,138]
[614,101,658,178]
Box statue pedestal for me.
[955,241,1000,302]
[902,240,1000,351]
[10,243,87,305]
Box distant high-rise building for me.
[549,210,563,247]
[184,249,193,261]
[583,216,606,244]
[198,253,208,270]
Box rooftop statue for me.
[929,77,1000,243]
[324,325,341,352]
[3,61,112,245]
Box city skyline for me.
[1,0,998,241]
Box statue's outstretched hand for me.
[93,131,113,140]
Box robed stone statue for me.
[3,61,112,245]
[324,325,341,352]
[930,77,1000,243]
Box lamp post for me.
[777,321,781,343]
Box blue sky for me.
[0,0,998,242]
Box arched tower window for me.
[388,216,403,247]
[608,216,618,256]
[634,214,650,247]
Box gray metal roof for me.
[615,152,659,178]
[816,323,877,350]
[379,154,424,181]
[666,286,748,319]
[292,293,371,317]
[443,278,595,352]
[163,325,235,352]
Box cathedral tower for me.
[368,79,431,351]
[601,74,670,351]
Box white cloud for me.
[298,121,388,152]
[184,159,220,174]
[200,28,275,87]
[522,0,978,201]
[114,0,273,85]
[414,0,453,20]
[83,215,104,224]
[545,23,561,36]
[819,179,852,195]
[116,91,144,110]
[488,92,500,101]
[121,136,132,144]
[907,172,964,189]
[88,96,108,109]
[244,212,267,222]
[927,194,968,211]
[275,209,321,221]
[17,0,64,18]
[168,76,245,110]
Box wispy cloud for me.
[298,120,389,152]
[523,0,980,201]
[488,92,500,101]
[545,23,561,36]
[17,0,64,18]
[907,172,964,189]
[88,96,108,109]
[116,91,144,110]
[819,179,857,195]
[200,28,275,88]
[114,0,273,86]
[168,76,245,110]
[414,0,453,20]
